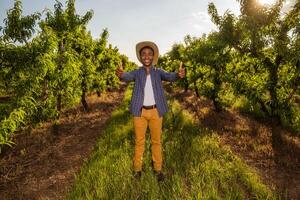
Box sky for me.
[0,0,294,65]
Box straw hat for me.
[136,41,159,65]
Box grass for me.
[66,85,277,199]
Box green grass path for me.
[66,85,277,199]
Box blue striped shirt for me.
[119,65,180,117]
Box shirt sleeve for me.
[120,69,137,82]
[158,68,180,82]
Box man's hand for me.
[116,61,124,78]
[177,61,186,78]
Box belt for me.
[142,104,157,110]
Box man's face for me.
[140,47,154,67]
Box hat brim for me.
[136,41,159,65]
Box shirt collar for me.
[142,65,154,70]
[142,65,154,73]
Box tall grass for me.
[66,85,277,199]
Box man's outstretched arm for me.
[119,70,136,82]
[116,63,137,82]
[159,62,185,82]
[158,68,180,82]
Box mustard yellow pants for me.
[133,107,163,172]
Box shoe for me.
[155,171,165,182]
[133,171,142,180]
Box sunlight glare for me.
[258,0,277,5]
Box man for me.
[115,41,185,182]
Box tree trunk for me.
[266,56,284,154]
[56,40,64,119]
[81,79,89,112]
[193,81,200,97]
[212,97,222,112]
[54,39,65,135]
[57,94,62,116]
[81,91,89,112]
[97,91,101,97]
[212,67,222,112]
[258,98,270,117]
[184,78,189,92]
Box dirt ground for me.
[165,83,300,200]
[0,83,127,200]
